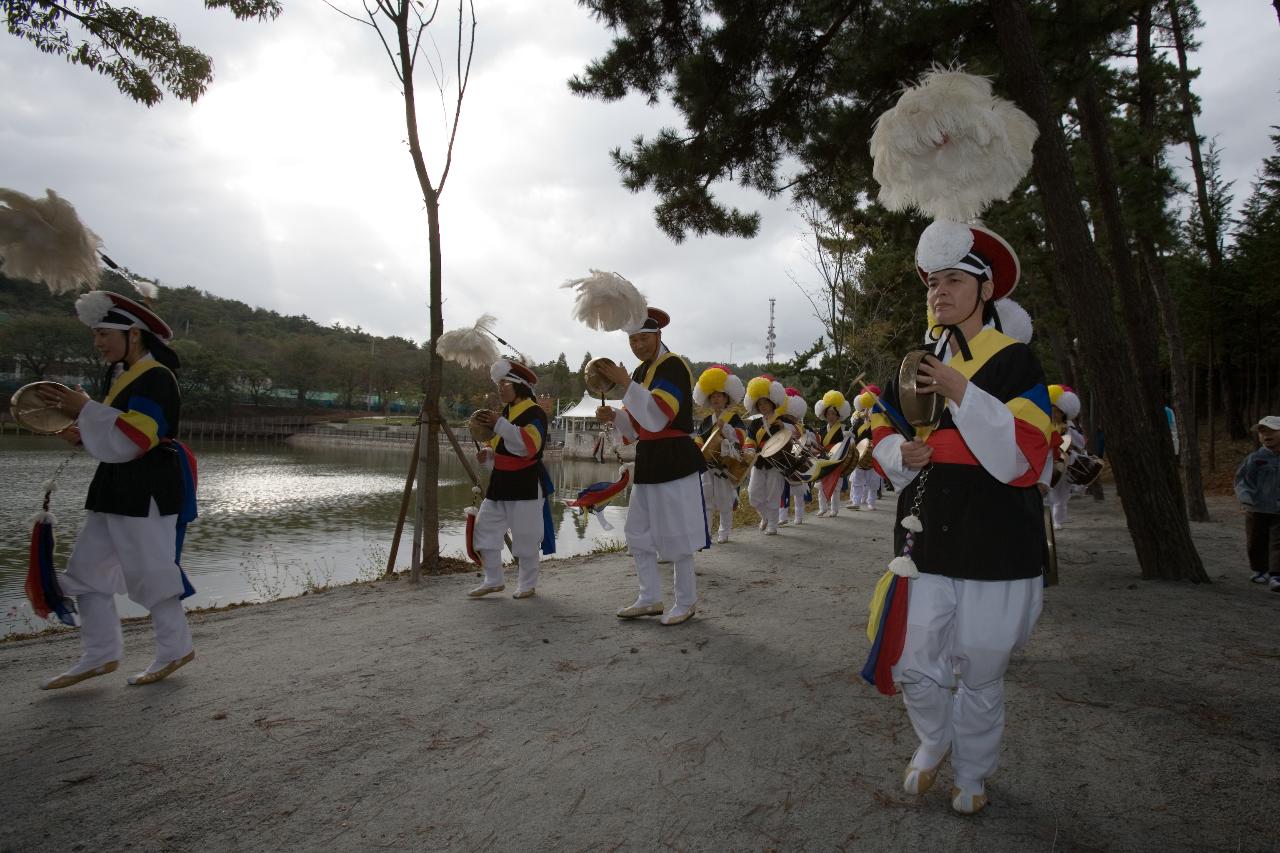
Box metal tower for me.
[765,298,777,363]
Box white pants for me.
[748,466,784,532]
[1048,475,1071,525]
[783,482,807,523]
[702,471,737,536]
[891,574,1042,789]
[59,504,192,667]
[851,468,881,508]
[625,473,705,608]
[474,497,544,591]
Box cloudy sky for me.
[1,1,1277,367]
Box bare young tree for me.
[788,199,871,390]
[329,0,475,579]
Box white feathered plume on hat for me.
[870,69,1039,223]
[0,188,102,294]
[995,298,1033,344]
[437,314,502,369]
[561,270,647,332]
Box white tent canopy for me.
[559,392,611,422]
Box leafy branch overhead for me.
[4,0,282,106]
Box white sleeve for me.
[948,383,1030,484]
[611,408,638,442]
[621,381,672,432]
[76,400,145,464]
[493,416,532,458]
[1038,444,1054,486]
[871,434,919,492]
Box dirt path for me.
[1,494,1275,852]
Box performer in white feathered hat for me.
[575,279,707,626]
[863,68,1054,816]
[693,365,747,544]
[34,290,198,690]
[741,375,788,535]
[436,314,556,599]
[467,358,556,599]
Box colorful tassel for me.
[25,511,76,627]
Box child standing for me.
[1235,416,1280,590]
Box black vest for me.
[485,398,548,502]
[884,341,1048,582]
[696,411,746,442]
[85,361,183,518]
[628,352,704,485]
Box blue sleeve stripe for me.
[651,377,683,402]
[1019,384,1051,414]
[128,395,169,437]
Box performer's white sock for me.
[671,553,697,608]
[515,553,540,592]
[148,595,193,669]
[632,548,662,606]
[479,549,504,587]
[950,679,1006,785]
[901,678,954,771]
[68,592,124,672]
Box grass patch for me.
[587,538,627,556]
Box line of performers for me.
[464,217,1083,816]
[691,370,886,537]
[31,225,1090,821]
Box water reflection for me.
[0,436,629,634]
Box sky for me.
[1,1,1277,368]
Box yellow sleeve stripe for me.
[652,389,679,418]
[521,424,543,453]
[1007,397,1052,440]
[116,411,161,451]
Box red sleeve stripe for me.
[115,417,152,451]
[1010,420,1049,487]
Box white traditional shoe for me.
[127,650,195,686]
[468,583,505,598]
[816,510,829,518]
[778,519,790,527]
[1052,523,1063,531]
[616,600,664,619]
[903,748,949,795]
[41,659,119,690]
[512,588,536,599]
[758,519,767,531]
[865,504,876,511]
[660,605,695,626]
[794,517,804,525]
[716,532,729,544]
[950,786,989,815]
[764,527,779,536]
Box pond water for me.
[0,436,629,635]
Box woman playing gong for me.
[869,220,1052,815]
[36,291,196,689]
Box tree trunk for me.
[1075,71,1165,425]
[394,3,445,579]
[1132,2,1209,521]
[1140,245,1209,519]
[990,0,1209,583]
